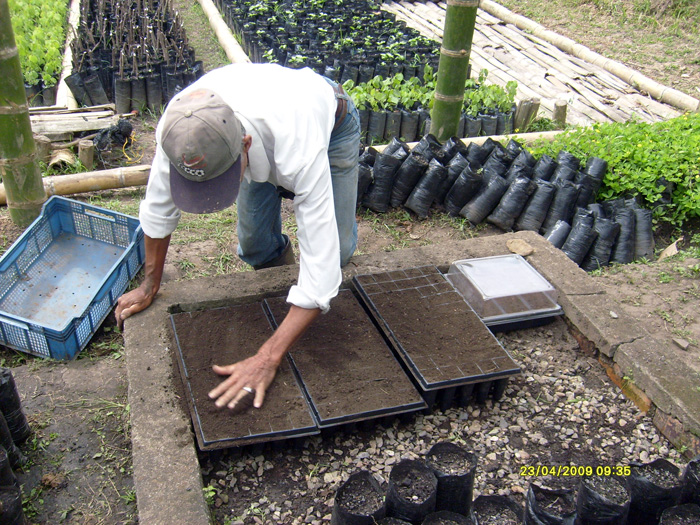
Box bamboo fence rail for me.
[383,0,694,126]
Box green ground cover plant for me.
[529,112,700,227]
[9,0,68,89]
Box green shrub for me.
[529,112,700,227]
[9,0,68,88]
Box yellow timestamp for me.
[520,465,631,477]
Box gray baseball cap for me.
[161,88,243,214]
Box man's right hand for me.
[116,234,172,330]
[115,284,155,329]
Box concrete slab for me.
[124,231,700,524]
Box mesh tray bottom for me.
[0,234,122,330]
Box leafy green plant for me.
[529,112,700,227]
[9,0,68,88]
[464,69,517,116]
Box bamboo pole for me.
[479,0,700,113]
[0,165,150,206]
[197,0,250,64]
[0,0,47,226]
[431,0,479,142]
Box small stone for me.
[673,338,691,351]
[610,311,619,319]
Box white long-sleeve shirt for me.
[139,64,342,313]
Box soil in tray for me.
[355,267,518,387]
[170,302,315,448]
[265,290,424,424]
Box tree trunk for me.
[0,0,47,226]
[430,0,479,143]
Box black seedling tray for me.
[170,302,318,450]
[353,266,521,391]
[264,290,426,428]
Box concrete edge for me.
[124,232,700,524]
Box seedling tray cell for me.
[170,303,318,450]
[0,196,144,359]
[264,290,426,428]
[353,267,520,391]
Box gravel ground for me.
[202,318,685,523]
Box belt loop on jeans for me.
[332,83,348,132]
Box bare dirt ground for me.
[1,0,699,523]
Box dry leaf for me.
[658,237,683,261]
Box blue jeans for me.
[236,85,360,267]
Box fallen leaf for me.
[658,237,683,261]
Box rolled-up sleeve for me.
[138,145,181,239]
[286,150,341,313]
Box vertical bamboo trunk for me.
[0,0,47,226]
[430,0,479,143]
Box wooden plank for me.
[30,110,115,122]
[29,104,116,115]
[30,115,119,135]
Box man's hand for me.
[115,284,156,329]
[115,235,171,330]
[208,351,281,411]
[209,304,321,412]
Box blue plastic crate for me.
[0,196,144,359]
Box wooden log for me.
[34,135,53,164]
[78,139,95,170]
[0,165,151,205]
[514,98,541,132]
[553,100,568,129]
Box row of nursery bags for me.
[357,135,654,271]
[332,442,700,524]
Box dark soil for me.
[170,303,316,449]
[532,485,576,517]
[472,497,521,525]
[581,475,629,505]
[426,449,475,476]
[264,290,424,425]
[390,466,437,502]
[634,462,682,488]
[334,473,384,515]
[582,476,629,505]
[661,505,700,524]
[421,512,471,525]
[354,267,519,387]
